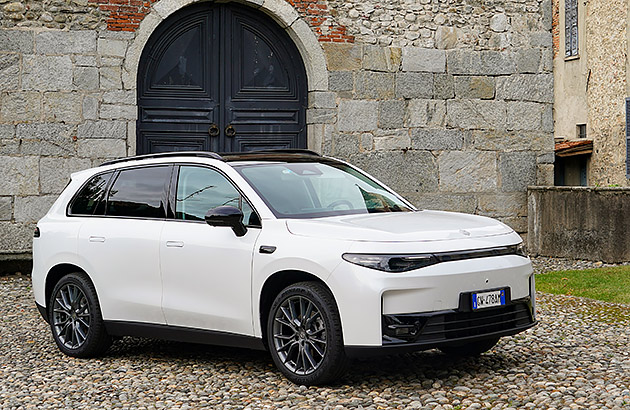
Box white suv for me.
[32,150,536,385]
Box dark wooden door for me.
[137,3,307,154]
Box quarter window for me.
[175,166,258,225]
[106,166,170,218]
[69,172,114,216]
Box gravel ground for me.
[530,256,630,275]
[1,259,629,410]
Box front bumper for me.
[328,253,534,347]
[345,296,536,357]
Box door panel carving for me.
[137,3,307,154]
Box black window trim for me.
[67,162,262,226]
[168,162,262,228]
[67,164,173,221]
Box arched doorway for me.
[136,2,308,154]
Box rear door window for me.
[69,172,114,216]
[106,166,170,219]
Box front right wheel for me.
[267,282,348,385]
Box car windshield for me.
[234,161,414,218]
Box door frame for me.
[135,1,309,154]
[123,0,330,155]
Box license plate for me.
[472,289,506,310]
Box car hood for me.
[285,210,514,242]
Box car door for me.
[160,164,261,335]
[77,165,171,324]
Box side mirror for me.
[204,206,247,237]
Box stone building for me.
[0,0,553,263]
[552,0,628,186]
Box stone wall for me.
[585,0,628,186]
[329,0,553,51]
[0,29,134,256]
[319,41,554,236]
[528,186,630,262]
[0,0,105,29]
[0,0,554,258]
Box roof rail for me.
[100,149,322,167]
[221,149,321,157]
[100,151,223,166]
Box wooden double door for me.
[137,2,308,154]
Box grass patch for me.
[536,265,630,304]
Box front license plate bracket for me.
[458,288,512,312]
[472,289,506,310]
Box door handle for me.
[89,236,105,243]
[259,245,277,254]
[166,240,184,248]
[208,123,219,137]
[225,124,236,137]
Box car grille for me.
[382,299,534,345]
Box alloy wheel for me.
[272,295,327,375]
[52,283,91,349]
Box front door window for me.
[175,166,257,225]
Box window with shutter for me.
[565,0,579,58]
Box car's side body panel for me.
[160,220,261,335]
[77,217,166,324]
[31,215,84,307]
[32,172,93,308]
[250,220,354,338]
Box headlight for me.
[343,243,528,273]
[342,253,438,272]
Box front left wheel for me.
[267,282,348,385]
[48,272,112,358]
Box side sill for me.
[344,320,537,358]
[36,302,48,323]
[104,321,267,351]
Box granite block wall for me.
[0,0,554,258]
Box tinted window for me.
[106,166,170,218]
[176,166,258,225]
[69,172,113,216]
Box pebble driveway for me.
[0,258,629,409]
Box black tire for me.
[267,281,348,385]
[48,272,112,358]
[439,337,500,357]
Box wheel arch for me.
[258,270,334,348]
[44,263,91,314]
